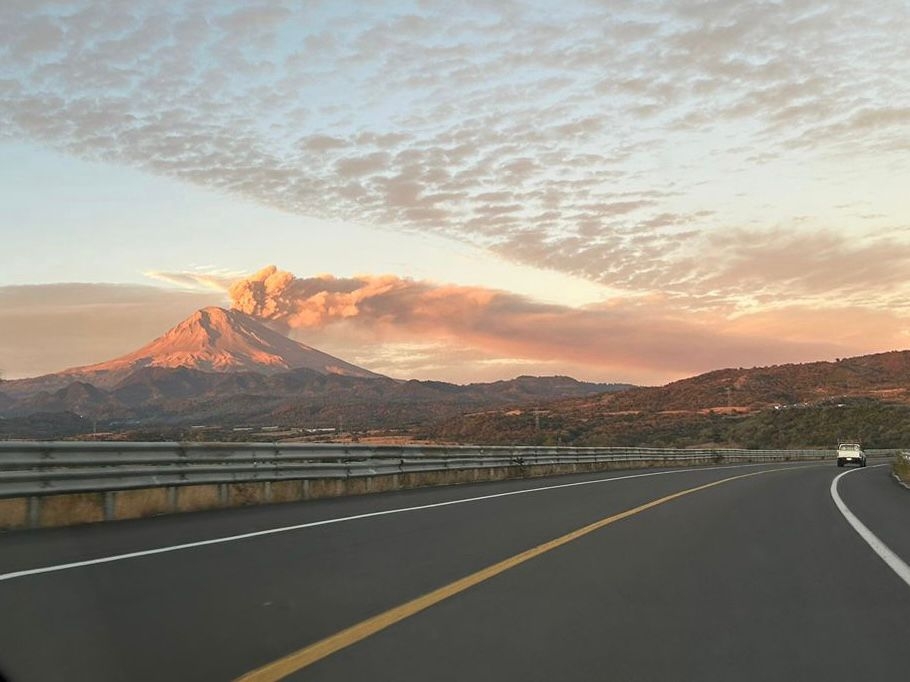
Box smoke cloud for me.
[226,266,860,376]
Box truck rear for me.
[836,443,866,468]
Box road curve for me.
[0,460,907,681]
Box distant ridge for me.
[427,349,910,448]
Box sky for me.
[1,0,909,384]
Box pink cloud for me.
[225,265,894,379]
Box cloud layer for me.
[220,265,902,380]
[2,1,909,313]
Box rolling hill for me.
[427,350,910,449]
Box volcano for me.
[79,307,381,378]
[81,307,380,378]
[5,307,382,394]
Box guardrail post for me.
[103,492,115,521]
[27,496,40,529]
[167,486,177,512]
[218,484,228,506]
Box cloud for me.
[0,0,907,315]
[694,229,910,307]
[219,265,901,380]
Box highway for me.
[0,460,907,681]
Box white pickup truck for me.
[836,443,866,468]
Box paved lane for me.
[0,461,906,681]
[837,462,910,577]
[289,463,909,682]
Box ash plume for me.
[226,266,844,375]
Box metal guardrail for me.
[0,441,848,499]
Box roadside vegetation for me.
[893,452,910,486]
[424,399,910,449]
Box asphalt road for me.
[0,460,907,681]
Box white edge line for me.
[830,465,910,589]
[1,461,808,582]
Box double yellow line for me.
[237,468,780,681]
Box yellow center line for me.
[235,467,791,681]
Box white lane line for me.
[0,462,804,582]
[831,465,910,589]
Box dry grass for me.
[893,453,910,486]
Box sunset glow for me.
[2,1,909,384]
